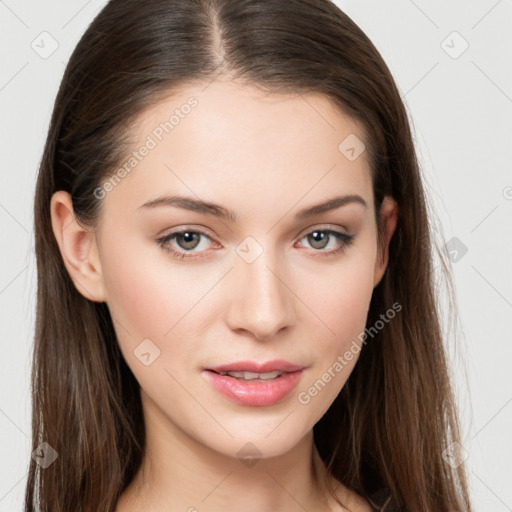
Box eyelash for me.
[155,226,355,261]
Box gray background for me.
[1,0,511,510]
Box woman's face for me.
[74,79,396,460]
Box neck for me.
[116,392,337,512]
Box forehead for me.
[134,77,368,156]
[101,78,373,220]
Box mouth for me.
[205,359,304,375]
[202,360,305,407]
[210,370,286,381]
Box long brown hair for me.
[27,0,472,510]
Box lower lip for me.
[203,370,303,407]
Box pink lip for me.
[203,359,305,407]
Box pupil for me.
[309,231,328,249]
[179,232,199,249]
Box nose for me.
[225,247,296,341]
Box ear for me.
[373,195,398,288]
[50,190,107,302]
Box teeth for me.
[218,370,284,380]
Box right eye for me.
[156,229,218,260]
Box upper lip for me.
[206,360,305,374]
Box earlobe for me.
[50,190,107,302]
[373,195,398,288]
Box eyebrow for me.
[137,194,367,222]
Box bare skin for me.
[51,77,397,512]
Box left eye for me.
[298,229,354,252]
[156,227,354,260]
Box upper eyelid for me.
[296,223,350,237]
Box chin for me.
[188,408,318,462]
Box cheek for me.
[302,252,376,348]
[328,267,374,342]
[101,227,193,334]
[98,228,177,362]
[102,251,174,341]
[99,242,211,414]
[99,232,226,372]
[293,246,376,411]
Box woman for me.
[26,0,472,510]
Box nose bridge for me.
[226,238,295,340]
